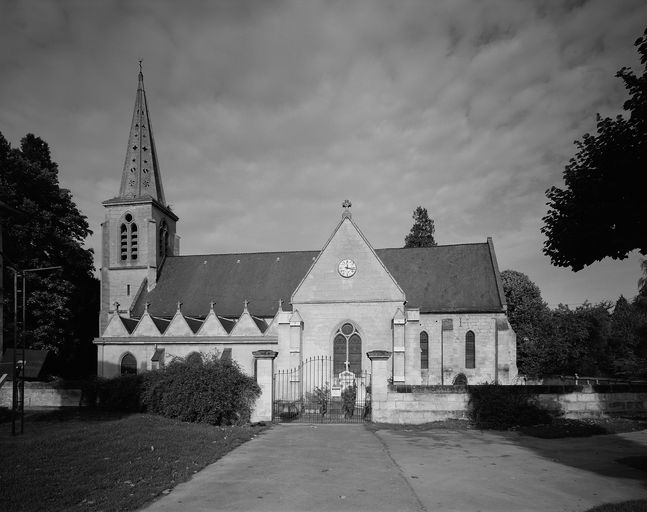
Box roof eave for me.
[102,196,178,221]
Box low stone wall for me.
[536,389,647,419]
[372,388,469,423]
[372,385,647,424]
[0,381,82,408]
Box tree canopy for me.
[404,206,437,248]
[1,132,98,377]
[542,27,647,271]
[501,268,647,378]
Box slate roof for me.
[131,243,505,318]
[133,251,318,318]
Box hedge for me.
[91,355,261,425]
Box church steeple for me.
[100,65,179,334]
[118,65,166,204]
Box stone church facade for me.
[94,71,518,386]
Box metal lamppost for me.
[7,265,62,435]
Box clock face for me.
[338,259,357,278]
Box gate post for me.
[251,350,278,423]
[367,350,392,422]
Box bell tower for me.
[99,66,179,332]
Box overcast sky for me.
[1,0,645,308]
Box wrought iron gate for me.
[273,356,371,423]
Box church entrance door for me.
[273,356,371,423]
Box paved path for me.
[142,424,647,512]
[143,424,423,512]
[375,427,647,512]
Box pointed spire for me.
[118,64,166,204]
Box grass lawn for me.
[0,409,267,512]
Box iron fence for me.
[273,356,371,423]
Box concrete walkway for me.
[142,424,647,512]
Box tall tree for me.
[0,132,98,377]
[404,206,437,248]
[638,258,647,296]
[500,270,551,377]
[542,27,647,271]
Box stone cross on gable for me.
[144,302,150,312]
[113,301,120,312]
[278,298,283,311]
[244,299,249,310]
[342,199,352,219]
[344,360,350,372]
[176,301,183,311]
[209,300,216,310]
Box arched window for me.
[121,353,137,375]
[465,330,475,369]
[453,373,468,386]
[333,323,361,375]
[159,219,169,259]
[420,331,429,370]
[185,352,202,366]
[120,213,138,261]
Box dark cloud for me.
[1,0,646,306]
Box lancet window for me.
[465,330,475,369]
[159,219,169,259]
[120,213,138,261]
[333,323,362,375]
[420,331,429,370]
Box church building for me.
[94,71,518,388]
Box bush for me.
[140,355,260,425]
[96,374,143,412]
[341,384,357,418]
[0,406,11,424]
[468,383,553,429]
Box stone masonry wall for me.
[97,340,276,378]
[419,312,518,386]
[0,382,82,408]
[372,386,647,424]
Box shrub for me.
[0,406,11,424]
[140,355,260,425]
[468,383,553,429]
[305,385,330,415]
[96,374,143,412]
[341,384,357,418]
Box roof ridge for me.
[163,243,488,259]
[377,242,489,250]
[165,249,320,258]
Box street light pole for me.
[7,265,62,435]
[9,268,18,436]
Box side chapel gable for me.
[230,302,263,336]
[131,309,162,336]
[164,306,193,336]
[103,313,131,337]
[196,307,229,336]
